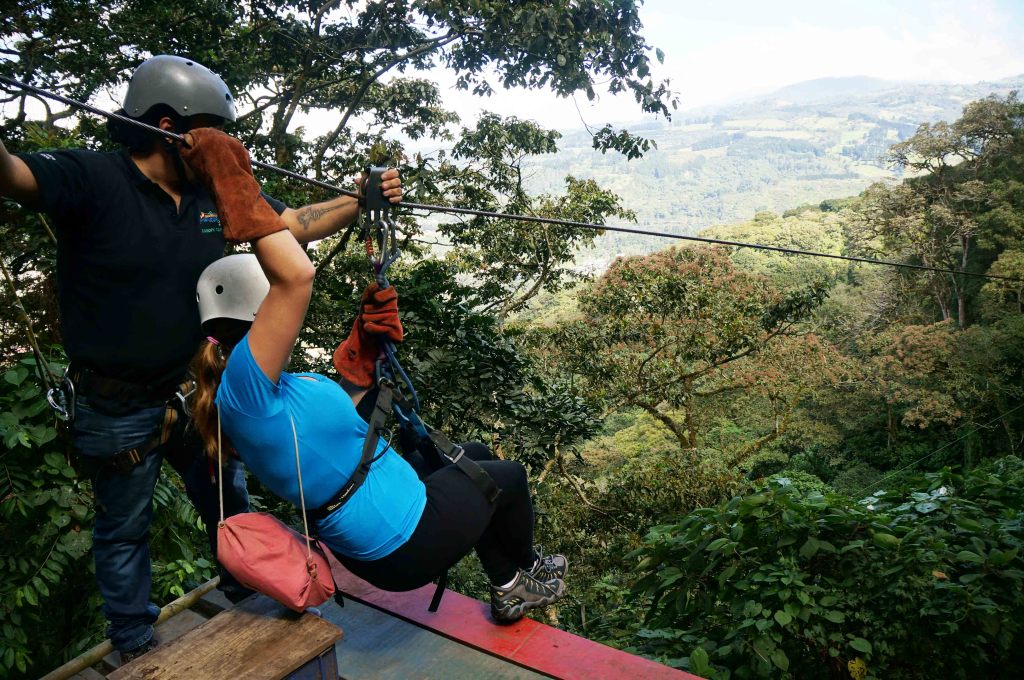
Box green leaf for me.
[823,610,845,623]
[719,564,737,584]
[4,368,27,385]
[706,537,730,552]
[955,517,984,532]
[777,533,797,547]
[799,537,820,559]
[872,533,900,549]
[989,547,1018,566]
[771,648,790,671]
[689,647,712,676]
[774,610,793,626]
[850,637,872,654]
[956,550,985,564]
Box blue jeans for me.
[74,396,250,652]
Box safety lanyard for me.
[359,168,498,502]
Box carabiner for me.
[46,375,75,422]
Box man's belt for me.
[70,364,182,404]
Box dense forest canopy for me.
[2,2,1024,679]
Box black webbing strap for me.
[386,387,502,506]
[429,570,448,612]
[309,384,395,523]
[383,387,502,613]
[102,385,188,475]
[427,430,502,504]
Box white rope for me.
[290,414,314,558]
[217,407,225,524]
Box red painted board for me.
[327,556,702,680]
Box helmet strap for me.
[163,119,193,187]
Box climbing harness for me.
[310,167,500,612]
[67,367,196,475]
[1,74,1020,284]
[361,168,498,505]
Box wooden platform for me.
[73,571,699,680]
[107,596,340,680]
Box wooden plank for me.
[70,668,105,680]
[319,597,546,679]
[152,609,209,644]
[101,609,211,672]
[328,559,700,680]
[108,595,341,680]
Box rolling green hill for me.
[521,74,1024,266]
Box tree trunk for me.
[638,402,692,450]
[956,234,970,327]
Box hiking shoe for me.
[529,549,568,582]
[490,570,566,624]
[119,636,159,664]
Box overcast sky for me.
[414,0,1024,132]
[13,1,1023,139]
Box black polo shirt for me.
[17,148,286,389]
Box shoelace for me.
[522,572,555,595]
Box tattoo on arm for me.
[297,201,345,231]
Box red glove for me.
[333,284,404,388]
[179,128,286,243]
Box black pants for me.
[337,443,535,590]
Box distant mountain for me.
[766,76,902,104]
[519,74,1024,266]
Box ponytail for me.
[189,340,230,461]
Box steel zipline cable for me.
[3,74,1021,284]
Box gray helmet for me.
[122,55,236,122]
[197,254,269,331]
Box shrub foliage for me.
[629,461,1024,679]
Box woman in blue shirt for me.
[183,134,566,623]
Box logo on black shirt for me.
[199,211,222,234]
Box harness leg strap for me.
[428,430,502,505]
[429,570,448,613]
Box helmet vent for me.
[225,93,232,100]
[215,285,224,294]
[186,61,194,66]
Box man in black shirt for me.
[0,55,402,661]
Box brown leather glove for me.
[360,284,404,343]
[333,284,404,388]
[179,128,286,243]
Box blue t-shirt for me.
[216,336,426,560]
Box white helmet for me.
[196,254,269,331]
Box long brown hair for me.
[189,340,230,461]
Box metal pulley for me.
[361,166,400,289]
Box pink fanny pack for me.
[215,411,335,611]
